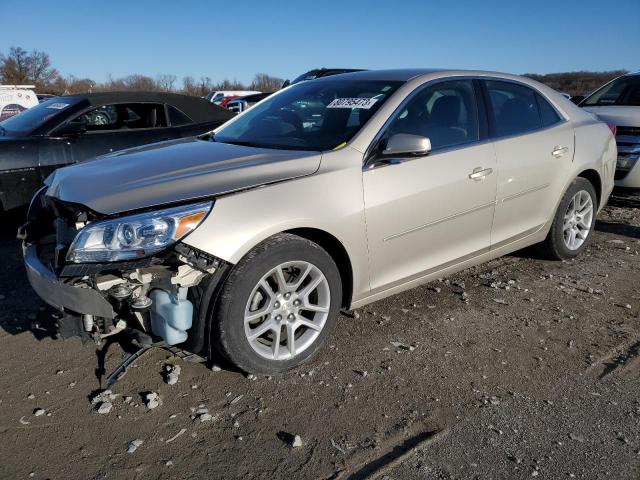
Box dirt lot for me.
[1,191,639,480]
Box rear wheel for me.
[213,233,342,374]
[538,177,597,260]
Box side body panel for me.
[491,122,575,247]
[0,138,40,211]
[182,147,371,304]
[363,143,497,293]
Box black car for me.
[282,68,366,88]
[0,91,234,211]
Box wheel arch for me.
[285,227,354,310]
[576,169,602,208]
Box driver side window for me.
[70,103,168,132]
[386,80,479,150]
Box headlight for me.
[66,201,212,263]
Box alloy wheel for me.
[563,190,594,250]
[244,261,330,360]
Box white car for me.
[579,72,640,189]
[0,85,39,121]
[206,90,261,105]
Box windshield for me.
[0,97,74,135]
[581,75,640,107]
[214,80,403,151]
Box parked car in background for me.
[0,85,39,121]
[575,72,640,189]
[37,94,57,103]
[226,70,366,114]
[226,92,274,113]
[281,68,366,88]
[0,91,234,211]
[21,69,615,375]
[206,90,261,105]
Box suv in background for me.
[577,72,640,189]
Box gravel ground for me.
[0,191,638,480]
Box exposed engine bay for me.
[19,189,229,378]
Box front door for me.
[363,79,497,293]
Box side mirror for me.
[55,121,86,137]
[383,134,431,157]
[281,79,291,89]
[570,95,585,105]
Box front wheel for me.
[538,177,597,260]
[213,233,342,374]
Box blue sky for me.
[1,0,638,84]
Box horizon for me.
[1,0,639,84]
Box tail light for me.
[607,124,617,136]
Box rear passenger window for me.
[536,93,562,127]
[168,105,192,126]
[485,81,541,137]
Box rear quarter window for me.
[536,93,562,128]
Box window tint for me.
[485,81,541,137]
[581,75,640,107]
[168,105,192,126]
[70,103,167,131]
[536,93,561,127]
[385,80,479,150]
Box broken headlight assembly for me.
[66,201,212,263]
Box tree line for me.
[0,46,628,98]
[0,47,284,96]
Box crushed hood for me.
[45,138,321,215]
[581,106,640,127]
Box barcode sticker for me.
[326,98,378,109]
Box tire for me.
[213,233,342,374]
[538,177,597,260]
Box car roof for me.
[53,91,234,124]
[311,68,548,84]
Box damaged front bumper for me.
[23,242,115,319]
[22,214,227,363]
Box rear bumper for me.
[23,242,115,318]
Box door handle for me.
[551,146,569,157]
[468,167,493,181]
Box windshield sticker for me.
[327,98,378,109]
[47,103,69,110]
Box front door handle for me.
[552,146,569,157]
[469,167,493,181]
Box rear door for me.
[482,80,574,247]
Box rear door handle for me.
[552,146,569,157]
[469,167,493,181]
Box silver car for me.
[578,72,640,188]
[21,69,616,374]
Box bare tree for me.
[156,73,177,92]
[250,73,284,92]
[0,46,59,87]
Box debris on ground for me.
[144,392,161,410]
[166,428,187,444]
[90,389,117,404]
[33,408,45,417]
[164,364,181,385]
[96,402,112,414]
[292,435,303,448]
[127,439,143,453]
